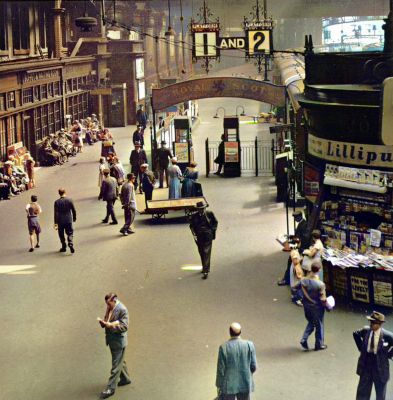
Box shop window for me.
[41,105,48,137]
[40,85,47,99]
[6,92,15,109]
[8,115,16,145]
[22,88,33,104]
[53,81,60,96]
[33,108,41,142]
[72,95,79,119]
[11,3,29,53]
[0,3,7,52]
[48,83,54,97]
[33,86,40,101]
[0,119,6,160]
[72,78,78,91]
[0,94,5,111]
[38,6,48,49]
[54,102,61,131]
[66,79,72,93]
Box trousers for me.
[58,223,73,248]
[105,199,117,222]
[197,240,212,273]
[356,355,387,400]
[159,167,169,188]
[301,305,325,348]
[107,345,131,390]
[144,190,153,209]
[219,394,250,400]
[122,205,135,231]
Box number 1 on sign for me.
[248,30,270,55]
[195,32,217,57]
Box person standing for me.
[214,134,225,175]
[216,322,257,400]
[353,311,393,400]
[98,157,107,193]
[54,188,76,253]
[140,163,155,210]
[156,141,172,188]
[294,262,327,351]
[98,293,131,399]
[120,173,137,236]
[136,105,148,131]
[26,195,42,252]
[24,153,36,188]
[189,201,218,279]
[99,169,118,225]
[129,142,147,194]
[132,125,144,148]
[181,161,199,197]
[168,157,182,199]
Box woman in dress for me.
[181,161,199,197]
[24,153,36,188]
[99,128,115,159]
[302,230,324,280]
[168,157,182,199]
[71,120,83,153]
[26,195,42,252]
[98,157,107,190]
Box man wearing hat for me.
[140,163,155,210]
[216,322,257,400]
[129,142,147,194]
[136,104,148,131]
[155,140,173,188]
[189,201,218,279]
[353,311,393,400]
[132,125,144,148]
[119,173,136,236]
[98,169,118,225]
[277,210,310,286]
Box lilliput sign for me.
[308,134,393,169]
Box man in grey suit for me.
[119,173,136,236]
[216,322,257,400]
[99,169,118,225]
[98,293,131,399]
[354,311,393,400]
[54,188,76,253]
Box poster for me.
[304,164,320,203]
[350,275,370,303]
[331,267,348,297]
[224,142,239,163]
[373,275,393,307]
[174,143,189,163]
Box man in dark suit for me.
[140,163,155,210]
[54,188,76,253]
[132,125,144,148]
[136,105,148,130]
[155,140,172,188]
[354,311,393,400]
[129,142,147,194]
[98,293,131,399]
[99,169,118,225]
[189,201,218,279]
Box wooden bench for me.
[144,196,208,219]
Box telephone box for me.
[223,116,241,177]
[173,116,193,172]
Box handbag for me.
[103,140,113,147]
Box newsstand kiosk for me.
[173,116,193,172]
[223,116,241,177]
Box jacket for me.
[54,196,76,225]
[354,327,393,383]
[216,337,257,395]
[129,149,147,167]
[190,210,218,242]
[99,176,118,201]
[120,181,136,208]
[105,301,129,350]
[141,170,155,192]
[156,147,173,169]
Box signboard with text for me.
[224,142,239,163]
[191,23,220,60]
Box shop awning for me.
[323,176,387,194]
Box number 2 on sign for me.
[248,30,270,55]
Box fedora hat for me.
[367,311,385,323]
[195,201,207,209]
[292,210,303,218]
[134,141,141,147]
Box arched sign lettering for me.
[151,77,286,111]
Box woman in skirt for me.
[26,195,42,252]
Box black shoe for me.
[120,230,128,236]
[300,340,309,351]
[29,248,34,252]
[118,379,131,387]
[70,246,75,254]
[59,247,67,252]
[35,244,40,248]
[127,229,135,234]
[102,219,109,223]
[315,345,327,351]
[100,389,115,399]
[202,273,208,280]
[277,279,288,286]
[110,221,118,225]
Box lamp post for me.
[213,107,226,118]
[236,105,246,117]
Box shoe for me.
[121,230,128,236]
[59,247,67,252]
[100,389,115,399]
[300,340,309,351]
[277,279,288,286]
[127,229,135,234]
[214,172,220,175]
[295,300,303,307]
[118,379,131,387]
[70,246,75,254]
[315,345,327,351]
[35,244,40,248]
[29,248,34,252]
[110,221,118,225]
[102,219,109,223]
[202,273,208,280]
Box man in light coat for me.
[99,169,118,225]
[216,323,257,400]
[119,173,136,236]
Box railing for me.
[206,137,280,177]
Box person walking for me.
[119,173,137,236]
[156,140,172,188]
[99,169,118,225]
[216,322,257,400]
[353,311,393,400]
[129,142,147,194]
[132,125,144,148]
[140,163,155,210]
[26,195,42,252]
[54,188,76,253]
[98,293,131,399]
[189,201,218,279]
[168,157,182,199]
[136,104,148,131]
[181,161,199,197]
[214,134,225,175]
[294,262,327,351]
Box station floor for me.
[0,94,391,400]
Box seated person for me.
[0,172,11,199]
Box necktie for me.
[370,332,375,353]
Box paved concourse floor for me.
[0,96,390,400]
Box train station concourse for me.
[1,1,393,399]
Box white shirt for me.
[367,328,381,354]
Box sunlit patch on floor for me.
[0,265,37,274]
[7,271,37,275]
[181,265,203,271]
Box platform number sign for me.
[195,32,218,57]
[247,30,271,55]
